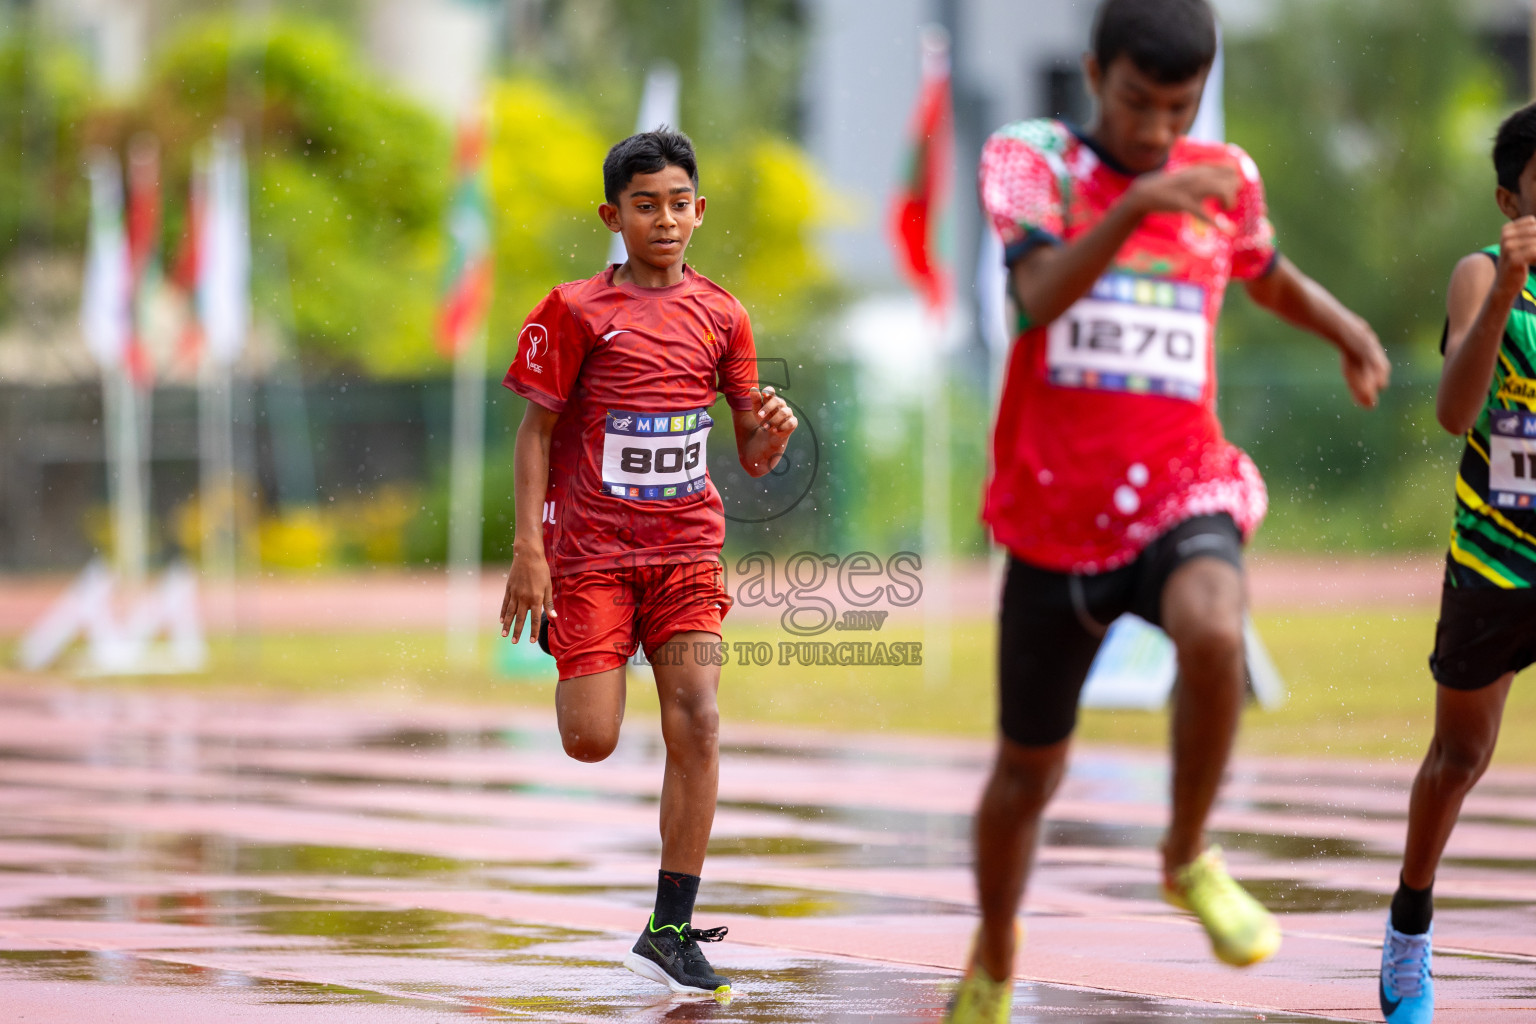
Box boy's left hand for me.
[1337,314,1391,408]
[751,385,798,440]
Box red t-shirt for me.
[978,119,1278,573]
[503,265,758,577]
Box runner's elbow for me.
[1435,397,1474,436]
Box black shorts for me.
[997,514,1244,747]
[1428,583,1536,691]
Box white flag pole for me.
[917,27,952,691]
[607,64,681,268]
[922,312,951,691]
[82,151,147,587]
[446,322,488,666]
[197,127,251,605]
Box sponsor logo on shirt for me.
[1497,373,1536,406]
[519,323,548,373]
[611,414,633,430]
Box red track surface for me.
[0,554,1445,637]
[0,678,1529,1021]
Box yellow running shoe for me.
[944,923,1021,1024]
[943,965,1012,1024]
[1163,846,1281,967]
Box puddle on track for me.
[1,686,1531,1021]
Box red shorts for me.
[548,560,732,680]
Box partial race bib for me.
[1046,273,1209,401]
[1488,409,1536,509]
[602,409,712,501]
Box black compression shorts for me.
[1428,582,1536,691]
[997,514,1243,747]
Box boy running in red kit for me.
[499,129,797,998]
[947,1,1391,1020]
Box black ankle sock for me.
[653,870,701,929]
[1390,875,1433,935]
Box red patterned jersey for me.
[503,265,758,576]
[978,119,1278,573]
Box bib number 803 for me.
[1067,317,1197,362]
[619,442,702,475]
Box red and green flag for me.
[890,28,954,316]
[124,137,161,385]
[438,116,494,357]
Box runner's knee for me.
[1428,733,1494,792]
[560,720,621,763]
[1172,615,1244,672]
[987,738,1069,812]
[662,695,719,752]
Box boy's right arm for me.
[1009,163,1241,327]
[1438,216,1536,435]
[500,401,561,643]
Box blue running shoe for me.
[1379,921,1432,1023]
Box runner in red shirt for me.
[499,129,797,999]
[946,2,1391,1021]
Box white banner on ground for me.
[1081,612,1285,710]
[19,560,207,675]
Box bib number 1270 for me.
[1045,274,1209,402]
[1064,317,1198,362]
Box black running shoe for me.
[622,915,731,995]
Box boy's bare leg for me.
[1402,676,1513,889]
[971,736,1071,981]
[652,630,722,874]
[555,666,627,763]
[1159,558,1246,874]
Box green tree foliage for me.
[88,18,448,375]
[0,30,92,317]
[511,0,807,137]
[485,77,609,338]
[485,74,838,355]
[1220,0,1509,550]
[1225,0,1503,360]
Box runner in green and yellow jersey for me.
[1378,102,1536,1024]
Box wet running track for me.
[0,680,1531,1021]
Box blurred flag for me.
[438,114,493,356]
[81,151,132,371]
[198,129,251,368]
[172,155,207,367]
[608,64,681,268]
[890,26,954,316]
[124,136,160,385]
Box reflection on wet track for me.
[0,683,1531,1021]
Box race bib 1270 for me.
[601,408,712,501]
[1045,273,1209,401]
[1488,408,1536,508]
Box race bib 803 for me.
[1488,409,1536,508]
[1045,273,1209,401]
[601,408,712,501]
